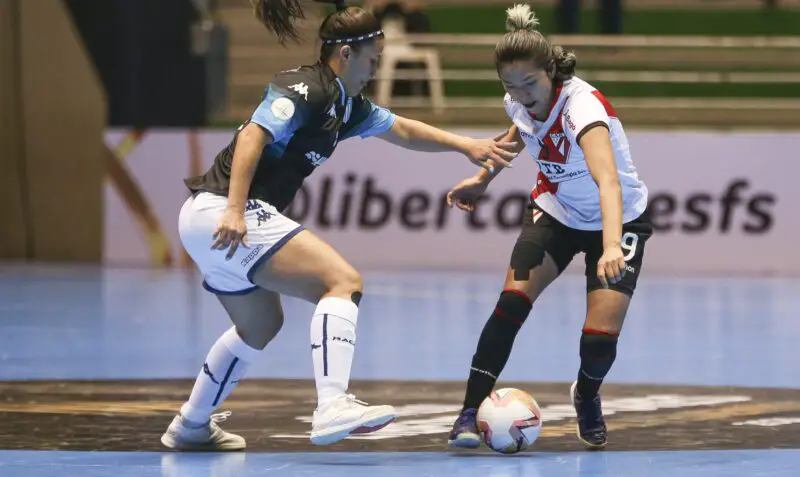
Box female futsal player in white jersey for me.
[446,4,652,450]
[160,0,517,451]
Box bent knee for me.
[326,266,363,298]
[238,312,284,350]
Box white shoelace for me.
[345,394,369,406]
[210,411,232,423]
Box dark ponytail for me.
[250,0,382,59]
[249,0,306,45]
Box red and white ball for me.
[477,388,542,454]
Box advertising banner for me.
[103,129,798,275]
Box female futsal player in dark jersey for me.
[161,0,518,451]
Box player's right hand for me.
[446,175,490,212]
[212,209,248,260]
[463,137,518,172]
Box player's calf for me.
[571,330,618,449]
[461,290,533,411]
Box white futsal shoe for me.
[161,411,246,451]
[310,394,396,445]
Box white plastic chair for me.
[375,18,446,114]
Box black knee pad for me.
[493,290,533,325]
[579,333,618,379]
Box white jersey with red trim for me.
[504,76,648,230]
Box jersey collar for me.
[319,61,348,107]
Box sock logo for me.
[311,343,322,350]
[332,336,355,346]
[470,366,497,380]
[202,363,220,384]
[580,368,605,381]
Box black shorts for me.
[509,202,653,297]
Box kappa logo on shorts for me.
[256,210,274,226]
[240,244,264,267]
[246,200,263,212]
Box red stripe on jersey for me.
[550,81,564,111]
[591,90,617,119]
[531,171,559,200]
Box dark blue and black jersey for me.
[185,62,395,211]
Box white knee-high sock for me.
[310,296,358,407]
[180,327,260,424]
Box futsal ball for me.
[477,388,542,454]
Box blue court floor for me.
[1,264,799,476]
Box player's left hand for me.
[597,246,626,289]
[446,175,490,212]
[463,137,518,172]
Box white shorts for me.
[179,192,304,294]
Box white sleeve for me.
[563,91,610,145]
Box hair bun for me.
[505,4,539,33]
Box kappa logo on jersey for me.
[289,82,309,100]
[306,151,329,166]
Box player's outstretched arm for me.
[378,116,518,172]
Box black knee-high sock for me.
[462,290,533,411]
[576,330,619,400]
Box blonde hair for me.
[505,3,539,32]
[495,3,576,81]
